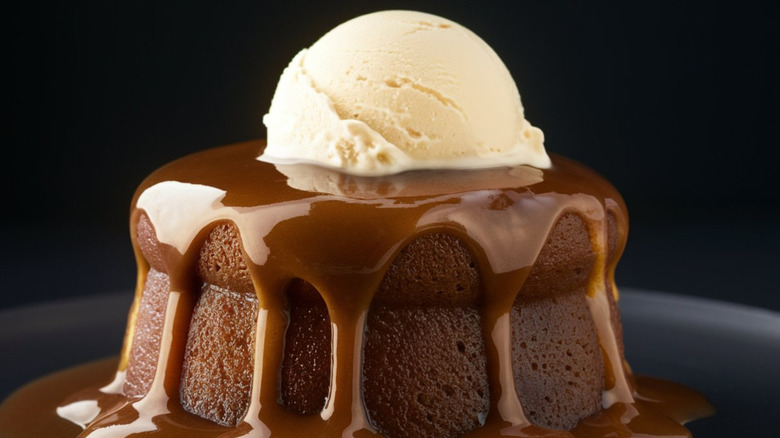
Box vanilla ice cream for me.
[261,10,550,176]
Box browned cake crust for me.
[184,223,258,426]
[179,283,258,426]
[511,291,603,430]
[511,213,603,430]
[363,233,489,437]
[124,214,168,397]
[281,279,332,415]
[123,268,168,398]
[197,223,255,295]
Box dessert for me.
[0,10,712,438]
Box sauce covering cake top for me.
[0,10,712,438]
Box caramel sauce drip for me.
[0,140,713,437]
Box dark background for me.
[4,1,779,311]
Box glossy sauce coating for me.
[0,140,712,437]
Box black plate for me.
[1,289,779,435]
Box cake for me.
[0,10,711,438]
[77,139,631,437]
[51,141,707,438]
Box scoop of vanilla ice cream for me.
[261,10,550,176]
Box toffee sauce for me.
[0,141,713,437]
